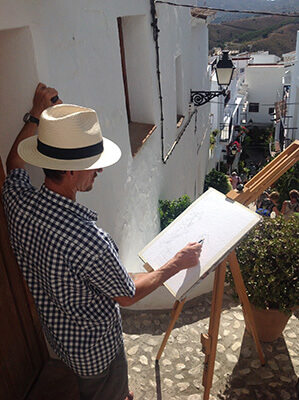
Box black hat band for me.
[37,139,104,160]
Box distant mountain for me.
[197,0,299,23]
[208,15,299,56]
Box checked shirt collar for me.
[40,183,98,222]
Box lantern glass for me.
[215,51,235,87]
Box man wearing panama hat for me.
[3,83,202,400]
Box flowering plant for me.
[230,141,242,153]
[240,125,249,134]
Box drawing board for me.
[139,188,261,300]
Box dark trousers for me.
[77,345,129,400]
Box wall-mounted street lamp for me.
[190,50,235,107]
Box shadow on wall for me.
[0,27,38,176]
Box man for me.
[282,189,299,220]
[3,83,202,400]
[230,171,241,190]
[256,191,281,218]
[249,162,257,179]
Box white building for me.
[0,1,217,309]
[207,53,249,173]
[206,47,298,174]
[284,31,299,145]
[245,62,285,127]
[229,49,299,152]
[282,50,296,65]
[249,51,281,65]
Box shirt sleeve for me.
[3,169,33,198]
[2,169,35,218]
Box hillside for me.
[197,0,299,23]
[209,15,299,56]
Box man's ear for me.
[65,170,75,180]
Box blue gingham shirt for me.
[2,169,135,376]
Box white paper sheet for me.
[139,188,261,300]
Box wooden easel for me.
[154,140,299,400]
[227,139,299,207]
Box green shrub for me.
[159,195,192,230]
[226,216,299,315]
[243,126,274,148]
[210,129,219,151]
[210,134,216,151]
[204,169,232,194]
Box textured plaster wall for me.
[0,0,213,309]
[245,65,285,125]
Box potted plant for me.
[209,129,219,152]
[227,215,299,341]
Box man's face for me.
[75,169,103,192]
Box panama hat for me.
[18,104,121,170]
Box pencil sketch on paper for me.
[139,188,261,300]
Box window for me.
[249,102,259,113]
[117,16,156,157]
[268,107,275,115]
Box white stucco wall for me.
[250,52,281,65]
[288,31,299,142]
[0,0,214,309]
[245,64,285,125]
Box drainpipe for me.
[150,0,166,164]
[149,0,199,163]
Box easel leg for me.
[202,260,226,400]
[228,251,265,365]
[156,297,186,361]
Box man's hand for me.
[171,242,202,271]
[6,82,62,172]
[30,82,62,119]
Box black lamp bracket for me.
[190,89,226,107]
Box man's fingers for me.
[34,82,46,96]
[31,83,61,116]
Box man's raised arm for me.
[6,83,61,172]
